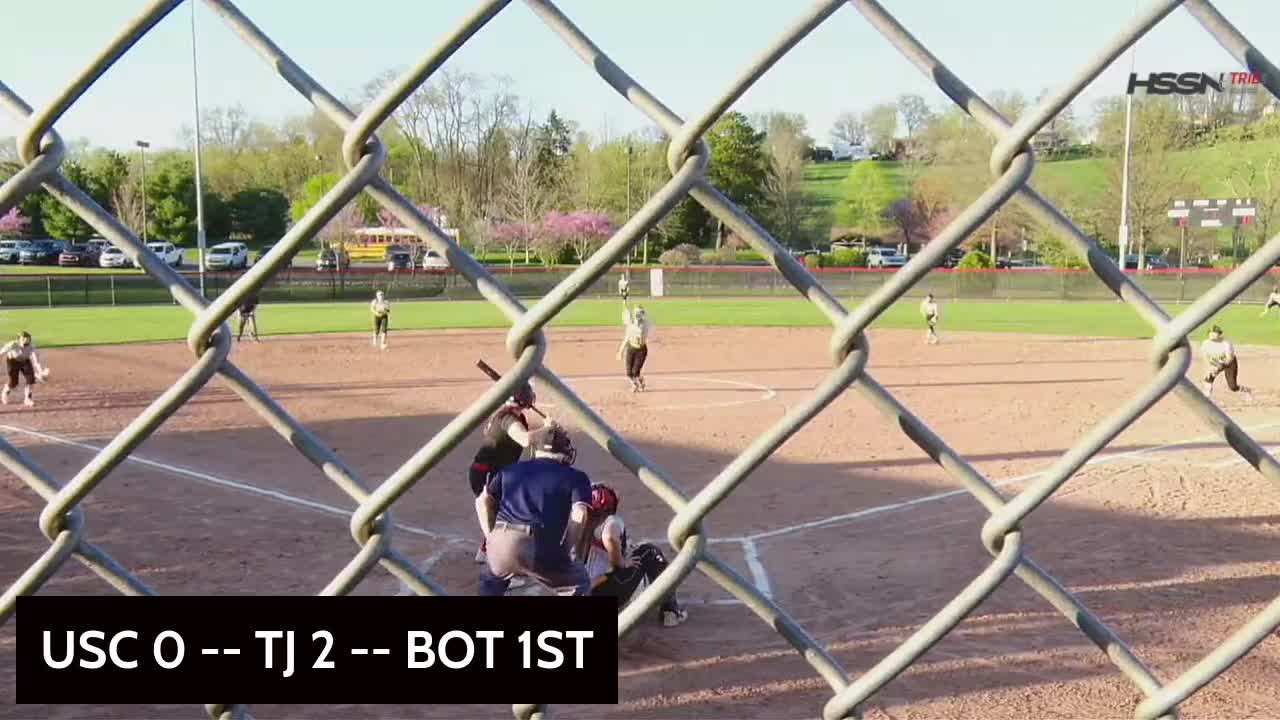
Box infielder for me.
[370,291,390,350]
[1261,286,1280,318]
[920,293,940,345]
[475,424,593,597]
[2,331,48,408]
[469,381,550,562]
[1201,324,1254,402]
[581,483,688,627]
[237,292,260,342]
[616,305,653,393]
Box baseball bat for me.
[476,359,547,418]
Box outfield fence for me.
[2,1,1279,720]
[6,265,1280,308]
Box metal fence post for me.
[45,275,51,308]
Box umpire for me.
[474,424,593,597]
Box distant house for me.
[831,141,872,162]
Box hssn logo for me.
[1127,71,1262,95]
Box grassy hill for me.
[806,138,1280,219]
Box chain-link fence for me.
[2,0,1279,718]
[10,265,1280,308]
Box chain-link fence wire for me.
[2,0,1280,718]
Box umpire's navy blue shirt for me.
[486,457,592,565]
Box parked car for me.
[19,240,65,265]
[99,245,131,268]
[146,241,184,268]
[58,243,101,267]
[939,247,966,268]
[386,249,414,271]
[866,246,907,268]
[0,239,31,264]
[87,238,112,254]
[205,242,250,271]
[316,247,351,271]
[421,248,448,269]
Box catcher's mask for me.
[590,483,619,516]
[538,424,576,465]
[512,381,536,408]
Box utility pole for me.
[190,0,208,297]
[625,142,633,274]
[1118,0,1140,271]
[135,140,149,242]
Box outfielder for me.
[475,424,593,597]
[469,381,551,562]
[2,331,48,408]
[1201,324,1254,402]
[920,293,940,345]
[1261,286,1280,318]
[618,273,630,303]
[581,483,688,627]
[370,291,390,350]
[237,292,261,342]
[616,305,653,393]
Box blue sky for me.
[0,0,1274,154]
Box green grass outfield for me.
[0,297,1273,349]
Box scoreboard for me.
[1168,198,1257,228]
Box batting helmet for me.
[538,423,577,464]
[512,381,536,408]
[590,483,619,516]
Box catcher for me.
[469,380,554,563]
[581,483,687,627]
[616,305,653,393]
[1261,286,1280,318]
[2,331,49,408]
[920,293,940,345]
[1201,324,1254,402]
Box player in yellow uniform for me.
[1200,325,1254,402]
[370,291,391,350]
[616,305,653,392]
[1260,286,1280,318]
[920,293,940,345]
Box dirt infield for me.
[1,324,1279,719]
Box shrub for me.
[804,253,824,269]
[713,244,738,264]
[830,247,866,267]
[660,244,703,267]
[957,249,993,269]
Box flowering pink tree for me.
[543,210,616,264]
[490,221,534,268]
[0,208,30,238]
[378,203,440,230]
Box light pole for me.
[190,0,207,297]
[625,142,633,272]
[1118,0,1140,271]
[135,141,149,242]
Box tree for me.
[543,210,615,263]
[884,197,927,251]
[863,104,899,156]
[896,94,934,138]
[1107,98,1193,267]
[1224,149,1280,254]
[831,111,866,150]
[838,160,896,233]
[0,208,30,238]
[490,221,534,267]
[317,203,362,250]
[230,188,289,244]
[40,160,107,241]
[761,111,825,248]
[666,112,771,248]
[145,157,198,244]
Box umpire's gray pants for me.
[480,523,590,596]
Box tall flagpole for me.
[190,0,208,297]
